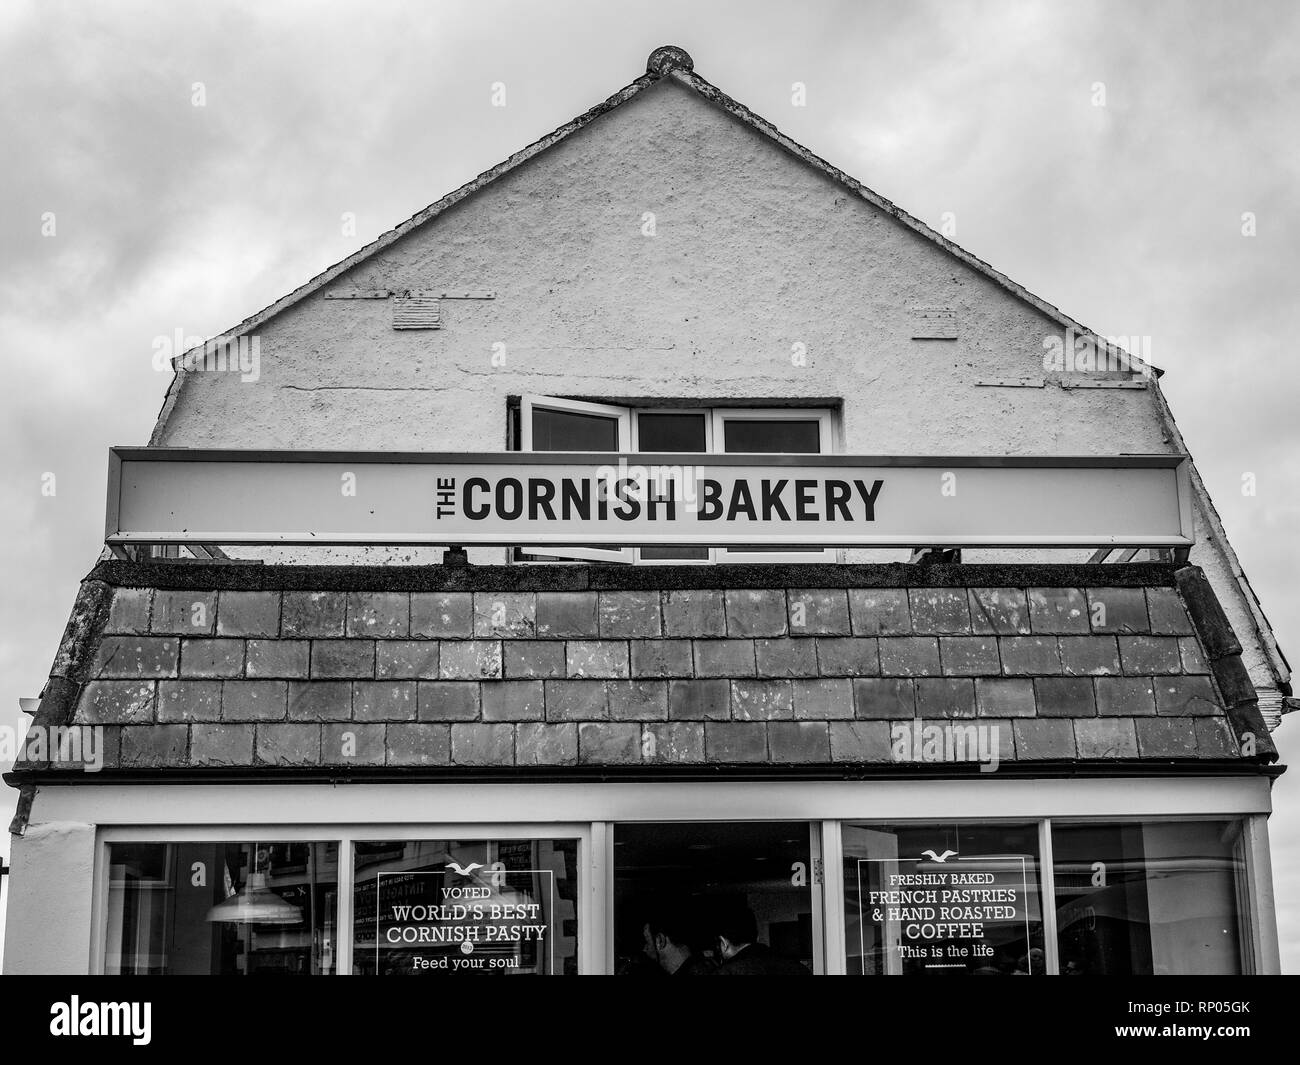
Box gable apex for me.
[645,44,694,75]
[150,44,1153,443]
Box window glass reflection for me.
[353,839,579,975]
[1052,820,1248,975]
[722,419,820,454]
[842,822,1043,975]
[721,418,823,553]
[531,408,618,451]
[637,412,708,452]
[105,842,337,975]
[615,822,815,976]
[637,413,710,560]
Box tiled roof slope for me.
[12,561,1277,779]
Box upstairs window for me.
[518,396,837,565]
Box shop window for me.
[1051,819,1250,975]
[518,395,838,565]
[353,838,580,975]
[841,822,1044,975]
[614,821,818,975]
[104,841,338,975]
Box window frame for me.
[710,407,838,565]
[519,395,634,564]
[92,823,594,976]
[518,397,840,566]
[95,834,344,977]
[84,785,1273,975]
[1042,814,1258,977]
[520,395,632,453]
[834,813,1258,977]
[609,818,826,973]
[835,817,1047,976]
[630,407,714,566]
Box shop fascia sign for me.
[104,448,1194,549]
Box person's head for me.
[642,904,697,974]
[713,905,759,960]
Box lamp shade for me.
[206,872,303,925]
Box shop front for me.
[81,795,1271,977]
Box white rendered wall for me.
[2,821,95,975]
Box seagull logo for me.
[446,861,484,876]
[921,849,957,863]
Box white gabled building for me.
[3,45,1286,977]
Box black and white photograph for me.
[0,0,1294,1038]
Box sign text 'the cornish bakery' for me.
[106,450,1193,549]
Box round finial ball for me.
[646,45,694,75]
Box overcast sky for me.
[2,0,1298,970]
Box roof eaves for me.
[81,558,1182,593]
[1175,564,1278,761]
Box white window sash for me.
[711,408,839,564]
[631,407,714,565]
[519,395,633,564]
[518,398,840,566]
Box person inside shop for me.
[641,904,718,976]
[1013,947,1046,975]
[712,906,811,976]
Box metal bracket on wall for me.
[1059,379,1149,390]
[1088,546,1142,563]
[1086,546,1187,563]
[109,543,232,563]
[323,290,496,300]
[910,546,962,564]
[975,378,1045,388]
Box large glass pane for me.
[105,842,338,975]
[640,546,712,560]
[842,822,1043,975]
[1052,819,1248,975]
[614,822,815,976]
[637,412,708,452]
[723,419,820,454]
[353,839,580,975]
[637,412,710,560]
[524,405,627,560]
[531,407,618,451]
[722,418,823,553]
